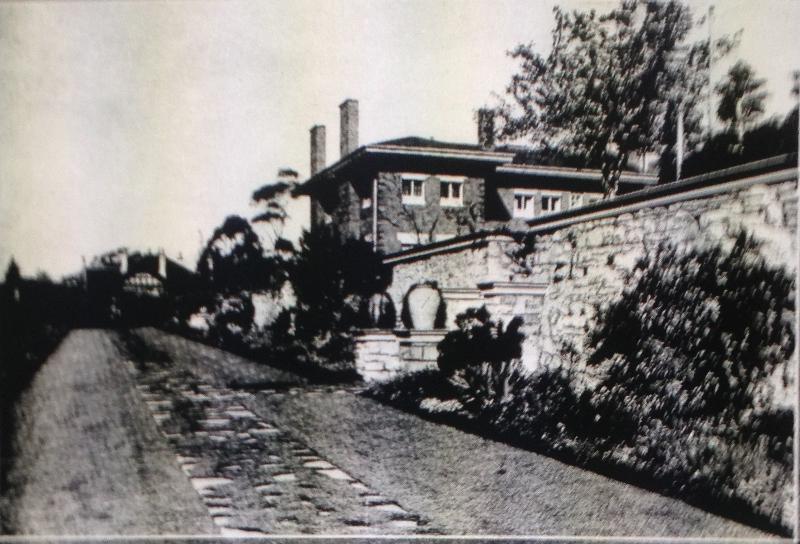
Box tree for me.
[716,60,767,141]
[270,224,390,373]
[4,258,20,286]
[197,215,283,292]
[251,168,298,251]
[499,0,735,196]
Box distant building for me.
[297,99,657,253]
[83,249,195,324]
[85,249,194,298]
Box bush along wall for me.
[369,232,794,535]
[267,224,392,381]
[584,231,794,532]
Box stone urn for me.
[406,283,441,330]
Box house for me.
[297,99,658,253]
[84,249,195,323]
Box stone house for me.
[296,99,658,253]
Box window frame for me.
[438,175,465,208]
[400,173,427,206]
[512,189,537,219]
[540,191,563,215]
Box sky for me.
[1,0,798,278]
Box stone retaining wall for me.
[385,167,798,394]
[354,330,442,381]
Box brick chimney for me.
[339,99,359,157]
[310,125,326,176]
[477,108,495,149]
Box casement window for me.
[439,175,465,207]
[401,174,426,205]
[541,193,562,214]
[513,190,536,218]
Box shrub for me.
[269,225,390,374]
[588,232,793,431]
[437,306,524,376]
[586,232,794,530]
[436,306,526,417]
[366,368,457,411]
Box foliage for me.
[499,0,736,195]
[269,224,390,373]
[5,259,20,285]
[588,232,794,428]
[664,107,798,181]
[436,306,526,420]
[716,60,767,140]
[252,175,293,248]
[366,368,458,412]
[581,232,794,530]
[197,215,286,293]
[437,306,524,376]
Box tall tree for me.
[197,215,283,292]
[4,258,21,286]
[251,168,298,251]
[499,0,735,195]
[715,60,767,141]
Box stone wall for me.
[354,329,441,381]
[517,178,797,374]
[386,168,798,397]
[386,236,511,324]
[353,330,400,382]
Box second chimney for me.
[310,125,326,176]
[339,99,359,157]
[477,108,495,149]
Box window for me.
[569,193,583,209]
[401,176,426,205]
[541,194,562,214]
[439,176,464,207]
[513,191,536,218]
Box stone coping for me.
[355,328,448,339]
[524,165,796,235]
[394,329,448,339]
[477,281,549,297]
[383,233,514,265]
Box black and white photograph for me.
[1,0,798,540]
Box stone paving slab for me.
[133,359,434,535]
[127,328,775,538]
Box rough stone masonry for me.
[385,167,797,406]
